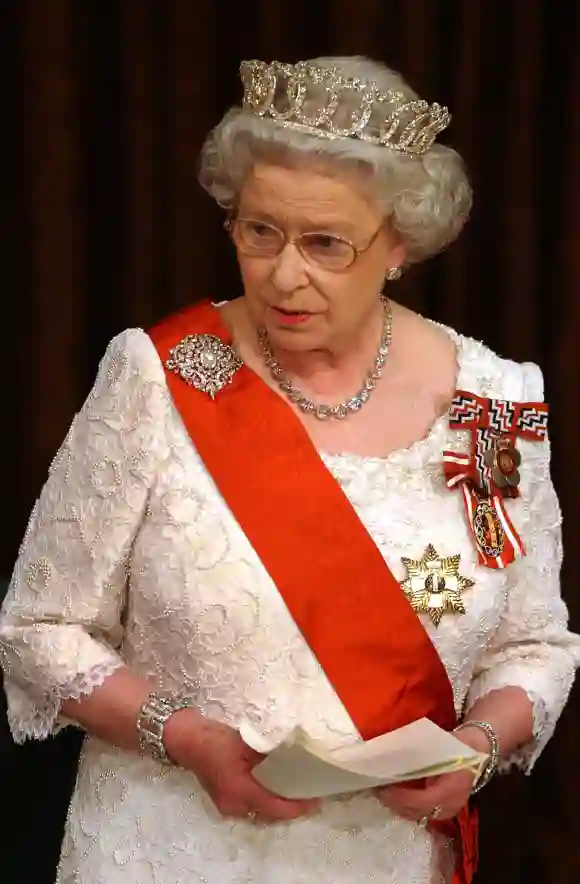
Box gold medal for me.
[400,544,474,626]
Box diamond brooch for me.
[165,334,243,399]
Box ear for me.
[387,241,406,272]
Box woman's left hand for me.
[375,727,487,822]
[374,768,475,822]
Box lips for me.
[269,306,313,325]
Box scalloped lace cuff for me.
[5,658,124,743]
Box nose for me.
[270,242,309,294]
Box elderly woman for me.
[1,56,578,884]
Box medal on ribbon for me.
[442,392,548,569]
[400,545,474,626]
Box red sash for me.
[149,301,478,883]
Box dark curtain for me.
[1,2,579,883]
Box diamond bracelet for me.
[455,719,500,793]
[136,692,197,765]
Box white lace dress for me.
[1,324,579,884]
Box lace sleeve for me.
[465,362,580,772]
[0,329,169,742]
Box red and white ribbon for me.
[443,391,548,569]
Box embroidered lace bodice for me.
[1,322,578,884]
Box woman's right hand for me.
[163,708,319,823]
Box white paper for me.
[252,718,488,799]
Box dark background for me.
[1,2,579,882]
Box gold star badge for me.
[400,545,474,627]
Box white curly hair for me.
[199,56,472,264]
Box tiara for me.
[239,60,451,157]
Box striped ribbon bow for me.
[442,391,548,569]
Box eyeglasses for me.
[225,217,381,272]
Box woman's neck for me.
[258,303,387,399]
[219,296,393,401]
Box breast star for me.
[400,544,474,627]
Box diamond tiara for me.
[239,60,451,157]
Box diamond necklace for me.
[258,296,392,420]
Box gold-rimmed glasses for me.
[225,217,382,272]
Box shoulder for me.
[94,328,165,391]
[453,329,545,403]
[448,330,553,492]
[75,329,173,445]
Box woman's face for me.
[233,162,405,353]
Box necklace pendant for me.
[165,334,243,399]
